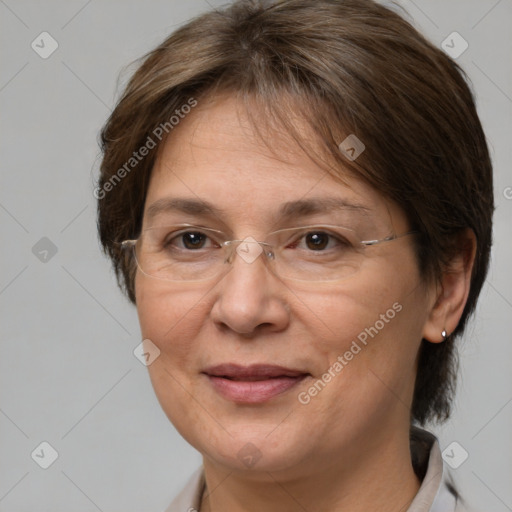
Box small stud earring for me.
[441,329,447,340]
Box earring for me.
[441,329,447,340]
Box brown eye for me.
[181,232,207,249]
[163,230,213,251]
[305,232,330,250]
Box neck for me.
[199,426,421,512]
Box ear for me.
[422,229,477,343]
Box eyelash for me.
[164,229,351,252]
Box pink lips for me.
[202,363,309,403]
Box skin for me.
[135,94,475,512]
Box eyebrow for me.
[279,197,371,218]
[145,197,371,222]
[146,197,223,220]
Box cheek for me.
[293,253,426,377]
[292,296,421,443]
[135,279,213,439]
[135,278,209,367]
[288,280,410,357]
[309,278,425,408]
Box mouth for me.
[202,363,310,403]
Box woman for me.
[97,0,494,510]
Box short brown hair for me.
[97,0,494,425]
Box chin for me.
[191,425,312,476]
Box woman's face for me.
[135,95,435,476]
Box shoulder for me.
[409,426,468,512]
[163,467,205,512]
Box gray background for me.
[1,1,511,511]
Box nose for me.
[209,242,290,336]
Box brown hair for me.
[97,0,494,425]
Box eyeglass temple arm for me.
[361,230,419,246]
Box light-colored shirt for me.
[164,427,466,512]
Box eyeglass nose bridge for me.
[222,237,275,265]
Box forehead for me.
[145,95,406,230]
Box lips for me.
[203,363,308,379]
[202,363,310,403]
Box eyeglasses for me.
[121,223,418,283]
